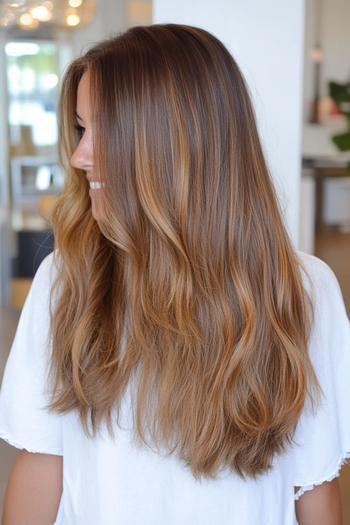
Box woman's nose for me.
[70,133,94,172]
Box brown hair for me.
[48,23,319,479]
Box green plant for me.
[329,81,350,171]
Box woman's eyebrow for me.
[74,111,84,122]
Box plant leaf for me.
[331,132,350,151]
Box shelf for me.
[11,208,50,232]
[10,156,63,203]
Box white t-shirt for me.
[0,251,349,525]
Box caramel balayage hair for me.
[49,23,319,479]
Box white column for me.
[0,36,9,210]
[71,0,128,56]
[153,0,305,247]
[0,34,10,306]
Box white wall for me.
[304,0,350,119]
[302,0,350,232]
[302,0,350,155]
[0,36,9,210]
[70,0,128,57]
[153,0,305,246]
[69,0,152,58]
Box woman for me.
[1,23,349,525]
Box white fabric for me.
[0,251,349,525]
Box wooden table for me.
[302,160,350,228]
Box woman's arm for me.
[295,478,342,525]
[2,450,63,525]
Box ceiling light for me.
[0,1,95,30]
[19,12,39,28]
[30,5,52,22]
[66,13,80,26]
[69,0,83,7]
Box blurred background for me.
[0,0,152,312]
[0,0,349,520]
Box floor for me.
[314,227,350,522]
[0,227,349,521]
[0,307,20,520]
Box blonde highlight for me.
[48,24,319,480]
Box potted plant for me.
[329,81,350,171]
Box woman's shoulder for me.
[20,250,62,314]
[295,250,349,371]
[289,252,350,498]
[35,249,58,274]
[296,250,339,287]
[295,250,345,310]
[32,250,60,288]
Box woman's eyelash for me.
[74,123,85,139]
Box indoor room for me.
[0,1,349,523]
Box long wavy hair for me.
[48,23,319,479]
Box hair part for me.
[49,23,319,480]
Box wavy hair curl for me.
[48,23,319,479]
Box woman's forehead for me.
[76,71,91,117]
[77,71,90,98]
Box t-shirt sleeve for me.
[0,252,63,455]
[291,253,350,499]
